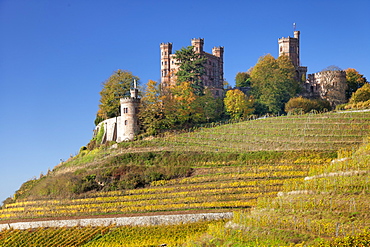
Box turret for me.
[191,38,204,53]
[212,46,224,58]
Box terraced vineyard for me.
[0,151,332,221]
[155,111,370,152]
[1,111,370,246]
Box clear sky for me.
[0,0,369,203]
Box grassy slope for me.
[1,111,370,246]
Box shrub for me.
[285,97,331,114]
[349,83,370,103]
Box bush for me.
[285,97,331,114]
[349,83,370,103]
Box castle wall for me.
[303,70,347,106]
[95,117,119,143]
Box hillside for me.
[2,111,370,214]
[0,111,370,246]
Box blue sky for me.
[0,0,369,203]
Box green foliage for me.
[250,54,298,114]
[96,70,139,123]
[235,72,251,87]
[174,46,206,95]
[349,83,370,103]
[139,80,165,136]
[86,124,105,150]
[345,68,368,99]
[285,96,331,114]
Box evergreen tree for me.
[174,46,206,95]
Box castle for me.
[160,38,224,97]
[93,31,348,143]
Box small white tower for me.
[117,80,140,142]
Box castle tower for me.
[278,31,300,67]
[278,30,307,81]
[191,38,204,53]
[160,42,173,88]
[212,46,224,90]
[118,81,140,142]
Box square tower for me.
[278,31,307,81]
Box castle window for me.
[125,120,128,125]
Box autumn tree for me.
[174,46,206,95]
[95,70,139,125]
[250,54,298,114]
[224,89,254,119]
[162,81,197,128]
[139,80,165,136]
[235,72,251,87]
[345,68,368,99]
[349,83,370,104]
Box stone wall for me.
[303,70,347,106]
[0,212,233,231]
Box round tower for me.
[118,84,140,142]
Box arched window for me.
[125,120,128,125]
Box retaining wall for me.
[0,212,233,231]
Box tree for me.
[235,72,251,87]
[192,89,224,123]
[349,83,370,104]
[250,54,298,114]
[345,68,368,99]
[95,70,139,125]
[139,80,164,136]
[224,89,254,119]
[163,81,197,128]
[173,46,206,95]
